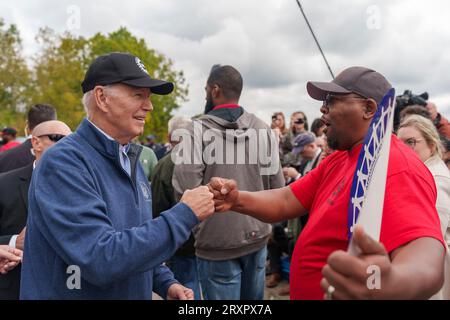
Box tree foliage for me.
[30,28,89,130]
[0,20,188,141]
[0,18,31,131]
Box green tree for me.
[0,18,31,132]
[31,26,188,140]
[30,27,89,129]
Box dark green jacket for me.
[139,145,158,181]
[151,152,196,256]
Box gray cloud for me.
[1,0,449,124]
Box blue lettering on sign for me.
[347,88,396,239]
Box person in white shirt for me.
[398,114,450,299]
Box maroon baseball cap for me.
[1,127,17,136]
[307,66,392,104]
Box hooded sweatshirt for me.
[172,107,285,260]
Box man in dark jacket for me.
[0,120,71,299]
[0,104,56,173]
[151,115,201,299]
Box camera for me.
[395,90,428,109]
[394,90,429,131]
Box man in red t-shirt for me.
[0,128,21,152]
[207,66,446,300]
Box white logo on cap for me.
[135,57,149,75]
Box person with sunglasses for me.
[0,120,71,299]
[0,104,57,174]
[207,66,446,300]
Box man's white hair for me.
[81,85,118,116]
[168,116,192,135]
[81,90,94,116]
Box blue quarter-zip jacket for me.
[20,118,199,299]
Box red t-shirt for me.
[289,135,444,300]
[0,141,20,152]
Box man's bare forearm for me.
[231,187,306,223]
[387,237,445,299]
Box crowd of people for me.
[0,52,449,300]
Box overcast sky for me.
[2,0,450,124]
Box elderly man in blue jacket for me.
[20,52,215,299]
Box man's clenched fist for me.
[180,186,215,221]
[207,177,239,212]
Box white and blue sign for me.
[347,88,396,255]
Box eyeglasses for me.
[402,137,424,148]
[38,134,66,142]
[323,94,368,108]
[294,118,305,125]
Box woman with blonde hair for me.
[398,114,450,299]
[271,112,288,136]
[271,112,288,149]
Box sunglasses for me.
[38,134,66,142]
[323,93,367,108]
[294,118,305,124]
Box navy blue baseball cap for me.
[292,132,316,154]
[81,52,174,95]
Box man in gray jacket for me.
[172,65,284,300]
